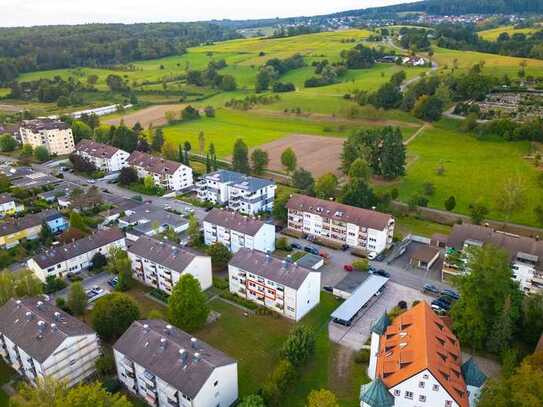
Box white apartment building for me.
[443,224,543,293]
[19,119,75,156]
[0,193,23,217]
[128,151,193,191]
[128,236,212,295]
[362,302,486,407]
[286,195,395,254]
[196,170,276,215]
[0,298,100,387]
[203,208,275,253]
[75,139,130,173]
[27,228,126,281]
[114,320,238,407]
[228,249,321,321]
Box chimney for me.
[159,337,167,351]
[193,352,201,363]
[51,323,57,331]
[53,311,61,321]
[179,348,188,366]
[286,254,292,264]
[36,301,43,309]
[15,300,21,308]
[164,324,172,335]
[25,311,33,321]
[37,320,46,334]
[191,337,198,349]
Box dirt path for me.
[404,124,428,145]
[105,103,186,128]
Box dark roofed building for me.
[75,139,129,172]
[127,151,193,191]
[409,245,441,271]
[76,139,121,159]
[113,320,238,406]
[0,209,60,248]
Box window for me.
[404,391,413,400]
[69,359,76,366]
[419,395,427,402]
[214,380,218,387]
[419,381,425,388]
[445,401,452,407]
[423,374,429,379]
[394,389,401,396]
[433,384,440,391]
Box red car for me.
[319,251,330,259]
[343,264,353,272]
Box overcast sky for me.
[2,0,413,27]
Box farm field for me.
[106,103,187,128]
[478,25,541,41]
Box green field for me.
[478,25,541,41]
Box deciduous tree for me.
[307,389,340,407]
[168,274,209,332]
[232,139,250,174]
[280,148,297,175]
[314,173,338,200]
[292,168,314,194]
[91,292,140,341]
[250,148,269,175]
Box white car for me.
[367,252,377,260]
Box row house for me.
[127,236,212,295]
[0,209,64,249]
[286,194,395,254]
[196,170,276,215]
[443,224,543,293]
[128,151,193,191]
[75,139,130,173]
[114,319,238,407]
[228,248,321,321]
[19,119,75,156]
[203,208,275,253]
[119,202,188,241]
[0,193,23,217]
[0,298,100,387]
[362,302,486,407]
[27,228,126,281]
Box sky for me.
[2,0,414,27]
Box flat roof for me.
[296,253,324,269]
[331,275,389,323]
[334,272,370,294]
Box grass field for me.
[478,25,541,41]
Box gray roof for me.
[331,275,389,323]
[113,320,235,398]
[203,208,267,237]
[127,151,182,176]
[121,202,188,230]
[0,193,14,205]
[461,358,487,387]
[296,253,324,269]
[11,173,62,190]
[32,228,124,269]
[203,170,274,192]
[0,209,59,237]
[76,139,123,159]
[335,272,370,294]
[229,248,314,289]
[0,297,94,363]
[0,166,34,180]
[128,236,204,274]
[37,181,81,201]
[21,119,70,132]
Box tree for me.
[314,173,338,200]
[238,395,265,407]
[198,131,205,154]
[348,158,371,181]
[181,105,200,121]
[495,176,526,220]
[445,196,456,211]
[91,292,140,341]
[352,259,369,272]
[280,148,297,174]
[187,213,201,246]
[69,211,88,232]
[232,139,250,174]
[307,389,340,407]
[143,175,155,191]
[20,144,33,157]
[106,247,132,291]
[206,242,232,270]
[168,274,209,332]
[95,352,116,377]
[281,325,315,367]
[469,201,489,225]
[151,128,164,152]
[204,106,215,118]
[0,174,10,193]
[520,294,543,348]
[292,168,314,194]
[370,82,402,109]
[250,149,269,175]
[255,69,271,93]
[161,140,177,161]
[34,146,49,162]
[209,143,218,171]
[91,252,107,270]
[118,166,138,185]
[71,120,92,143]
[487,296,515,354]
[413,95,444,122]
[341,178,376,209]
[67,281,87,316]
[0,269,42,306]
[272,192,289,223]
[106,74,128,92]
[220,74,237,91]
[0,134,17,152]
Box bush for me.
[96,352,115,377]
[149,288,170,303]
[44,275,67,294]
[275,237,291,251]
[212,277,229,290]
[354,349,370,364]
[281,325,315,367]
[101,377,121,393]
[219,291,258,310]
[352,259,368,272]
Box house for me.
[19,119,75,156]
[362,302,486,407]
[203,208,275,253]
[37,181,81,204]
[0,193,23,217]
[119,202,189,241]
[228,248,321,321]
[196,170,276,215]
[443,224,543,293]
[127,151,193,191]
[27,228,126,281]
[75,139,130,173]
[114,320,238,407]
[0,209,60,249]
[43,211,69,234]
[0,297,100,387]
[410,245,441,271]
[10,172,62,190]
[127,236,212,295]
[286,194,395,254]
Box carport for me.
[409,245,440,271]
[331,275,389,326]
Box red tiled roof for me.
[127,151,182,176]
[76,139,122,159]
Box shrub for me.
[219,291,258,310]
[212,277,229,290]
[354,349,370,364]
[276,237,291,251]
[352,259,368,272]
[281,325,315,367]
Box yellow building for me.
[0,194,23,218]
[0,210,58,249]
[19,119,75,156]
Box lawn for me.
[393,120,542,226]
[478,25,541,41]
[394,215,452,240]
[0,360,16,406]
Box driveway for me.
[328,282,433,350]
[53,271,115,306]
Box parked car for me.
[368,266,377,274]
[344,265,353,272]
[431,304,447,315]
[375,253,386,262]
[92,286,104,295]
[341,244,349,252]
[291,242,302,250]
[108,277,118,288]
[374,269,391,278]
[431,299,451,310]
[304,246,319,255]
[323,286,333,292]
[441,289,460,300]
[423,284,440,295]
[367,252,378,260]
[319,251,330,259]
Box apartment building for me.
[0,193,23,217]
[196,170,276,215]
[0,209,61,249]
[286,195,395,254]
[27,228,126,281]
[128,236,212,295]
[0,298,100,387]
[203,208,275,253]
[119,202,188,241]
[128,151,193,191]
[228,249,321,321]
[443,224,543,293]
[75,139,130,173]
[362,302,486,407]
[114,320,238,407]
[19,119,75,156]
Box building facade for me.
[228,249,321,321]
[203,208,275,253]
[114,320,238,407]
[127,236,212,295]
[119,202,188,241]
[19,119,75,156]
[362,302,486,407]
[0,193,23,217]
[128,151,193,191]
[27,228,126,281]
[75,139,130,173]
[0,209,61,249]
[0,298,100,387]
[286,195,395,254]
[196,170,276,215]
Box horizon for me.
[2,0,417,28]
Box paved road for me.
[53,271,114,302]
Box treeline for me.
[0,22,240,85]
[271,25,322,38]
[185,59,237,91]
[255,54,305,92]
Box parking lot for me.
[387,241,444,282]
[53,271,115,307]
[328,282,433,350]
